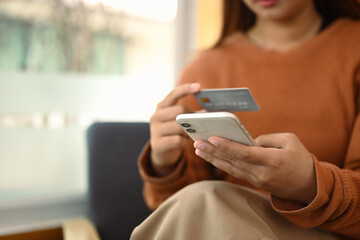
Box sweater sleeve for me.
[137,141,188,210]
[138,141,215,210]
[137,56,215,210]
[271,68,360,239]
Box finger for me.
[194,139,264,170]
[194,148,257,183]
[152,120,187,138]
[255,133,298,149]
[157,83,200,108]
[153,105,191,123]
[195,109,207,113]
[194,139,238,164]
[207,136,278,166]
[196,138,282,188]
[151,134,188,153]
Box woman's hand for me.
[193,133,317,204]
[150,83,200,176]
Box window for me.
[0,0,185,233]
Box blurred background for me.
[0,0,221,236]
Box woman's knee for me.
[172,180,241,205]
[178,180,226,197]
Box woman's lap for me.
[130,181,338,240]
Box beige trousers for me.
[131,181,339,240]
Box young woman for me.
[131,0,360,239]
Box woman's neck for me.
[246,6,323,51]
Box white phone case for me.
[176,112,256,146]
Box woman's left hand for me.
[193,133,317,204]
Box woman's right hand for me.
[150,83,201,176]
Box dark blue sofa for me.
[86,122,152,240]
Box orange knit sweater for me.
[138,18,360,239]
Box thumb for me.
[255,133,291,149]
[195,109,208,113]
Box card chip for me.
[200,97,211,103]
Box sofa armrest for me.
[63,218,100,240]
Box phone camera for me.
[181,123,191,127]
[186,128,196,133]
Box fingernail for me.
[190,83,200,91]
[195,149,205,158]
[208,137,218,146]
[194,140,204,150]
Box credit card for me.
[194,88,260,112]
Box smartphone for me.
[176,112,256,146]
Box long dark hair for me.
[214,0,360,47]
